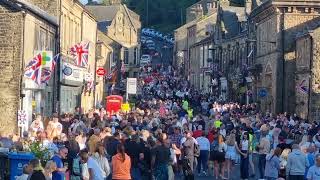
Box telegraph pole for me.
[146,0,149,26]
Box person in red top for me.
[207,128,218,143]
[193,125,203,139]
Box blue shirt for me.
[52,155,65,180]
[307,165,320,180]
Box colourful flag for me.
[296,79,308,94]
[24,52,59,85]
[51,54,60,71]
[70,41,89,67]
[107,68,116,80]
[121,61,125,73]
[41,54,60,84]
[24,53,43,84]
[41,68,52,84]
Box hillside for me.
[88,0,199,33]
[124,0,200,33]
[88,0,245,33]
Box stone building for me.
[211,1,251,102]
[86,4,141,78]
[96,30,121,107]
[249,0,320,119]
[27,0,98,114]
[175,0,252,102]
[174,19,196,76]
[0,0,58,134]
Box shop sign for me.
[61,62,85,83]
[258,88,268,98]
[96,68,106,76]
[84,72,94,82]
[121,103,130,112]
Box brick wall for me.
[0,2,23,134]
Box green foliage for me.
[29,141,51,165]
[90,0,201,32]
[124,0,200,33]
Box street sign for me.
[258,88,268,98]
[96,67,106,76]
[84,72,94,82]
[31,101,36,107]
[18,110,27,127]
[126,78,137,94]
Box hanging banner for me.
[18,110,27,127]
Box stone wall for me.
[26,0,60,17]
[310,28,320,121]
[0,2,23,134]
[282,12,320,113]
[295,35,311,119]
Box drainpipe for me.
[93,29,98,108]
[281,10,285,113]
[19,11,26,136]
[56,0,62,115]
[20,11,26,111]
[308,35,313,120]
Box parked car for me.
[140,54,152,65]
[147,44,156,50]
[140,36,147,44]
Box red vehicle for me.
[106,95,123,117]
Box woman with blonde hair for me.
[279,148,292,179]
[44,160,57,180]
[92,143,111,179]
[225,133,237,179]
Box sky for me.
[80,0,87,4]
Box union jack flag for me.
[41,68,52,84]
[297,79,308,94]
[51,54,59,71]
[24,53,42,84]
[24,53,59,85]
[107,68,117,80]
[70,42,89,67]
[121,61,125,73]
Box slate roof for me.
[4,0,58,26]
[86,5,120,22]
[97,20,112,32]
[220,6,246,38]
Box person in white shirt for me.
[196,132,210,175]
[16,164,31,180]
[79,151,105,180]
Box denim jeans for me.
[240,150,249,179]
[258,154,267,178]
[131,167,141,180]
[197,150,209,173]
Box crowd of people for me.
[1,65,320,180]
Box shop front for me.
[60,61,85,114]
